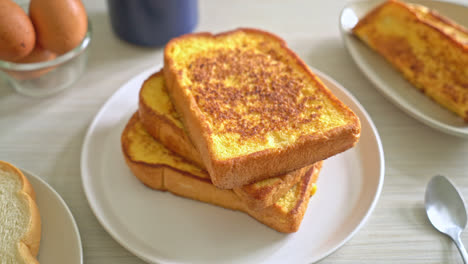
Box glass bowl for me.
[0,20,92,97]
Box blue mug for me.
[107,0,198,46]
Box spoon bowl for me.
[425,175,468,263]
[426,175,467,232]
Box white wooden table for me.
[1,0,468,263]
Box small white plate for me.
[22,169,83,264]
[340,0,468,137]
[81,66,384,263]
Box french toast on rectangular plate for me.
[164,28,360,189]
[139,71,308,211]
[353,0,468,121]
[121,113,322,233]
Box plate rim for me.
[80,66,162,264]
[308,68,385,263]
[339,0,468,138]
[80,65,384,264]
[20,168,83,264]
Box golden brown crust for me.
[246,161,322,233]
[123,156,166,190]
[164,168,245,211]
[164,28,360,189]
[123,149,323,233]
[352,0,391,34]
[121,114,323,232]
[425,7,468,37]
[354,0,468,52]
[200,121,358,188]
[232,164,310,211]
[0,161,41,264]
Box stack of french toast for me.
[121,28,361,233]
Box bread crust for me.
[232,164,311,211]
[353,0,468,52]
[0,161,41,264]
[247,162,322,233]
[164,28,360,189]
[121,114,323,232]
[123,144,322,233]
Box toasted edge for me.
[0,161,41,264]
[164,28,360,189]
[121,114,323,233]
[247,161,323,233]
[232,163,312,211]
[124,151,322,233]
[353,0,468,52]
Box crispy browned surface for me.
[164,28,360,189]
[121,113,323,233]
[138,71,306,210]
[353,0,468,121]
[187,51,321,138]
[0,161,41,264]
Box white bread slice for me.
[0,161,41,264]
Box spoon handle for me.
[452,233,468,264]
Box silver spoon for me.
[425,175,468,264]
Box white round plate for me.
[339,0,468,137]
[22,169,83,264]
[81,66,384,263]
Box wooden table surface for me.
[1,0,468,263]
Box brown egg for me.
[7,45,57,80]
[0,0,36,61]
[29,0,88,55]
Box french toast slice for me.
[139,71,306,211]
[353,0,468,121]
[164,28,360,189]
[121,113,322,233]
